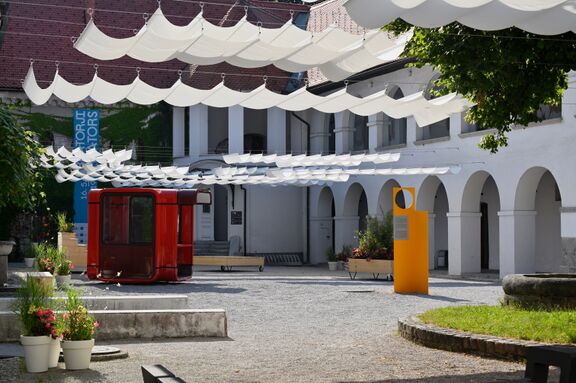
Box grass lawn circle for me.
[418,305,576,345]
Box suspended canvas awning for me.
[341,0,576,34]
[74,7,410,81]
[24,66,473,127]
[40,147,461,188]
[223,152,401,167]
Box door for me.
[480,202,489,270]
[100,194,155,279]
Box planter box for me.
[348,258,393,280]
[58,232,87,269]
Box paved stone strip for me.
[398,315,574,361]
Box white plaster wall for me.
[246,185,304,254]
[535,172,562,272]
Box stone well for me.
[502,273,576,309]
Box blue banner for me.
[73,109,99,244]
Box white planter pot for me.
[61,339,94,370]
[20,335,51,373]
[48,337,60,368]
[55,274,72,288]
[24,258,35,268]
[328,262,338,271]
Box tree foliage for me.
[384,21,576,152]
[0,106,44,211]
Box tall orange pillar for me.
[393,187,428,294]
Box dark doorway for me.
[480,202,489,270]
[214,185,228,241]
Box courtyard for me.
[0,266,545,382]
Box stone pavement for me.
[1,265,556,382]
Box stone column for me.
[228,105,244,154]
[172,107,185,158]
[447,212,481,275]
[334,112,354,154]
[189,105,208,160]
[498,210,537,278]
[368,112,384,153]
[560,207,576,272]
[267,107,286,154]
[333,216,359,252]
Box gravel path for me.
[1,266,546,382]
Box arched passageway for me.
[513,168,562,273]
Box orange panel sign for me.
[393,187,428,294]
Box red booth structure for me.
[87,188,212,283]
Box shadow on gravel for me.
[429,281,500,288]
[337,370,528,382]
[409,294,472,303]
[88,282,247,295]
[21,367,106,382]
[278,280,393,287]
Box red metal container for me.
[87,188,211,283]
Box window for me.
[102,194,154,245]
[385,87,407,146]
[353,114,369,152]
[418,77,450,141]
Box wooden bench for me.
[193,239,265,271]
[194,255,265,272]
[525,346,576,383]
[141,364,187,383]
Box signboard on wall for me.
[73,109,99,244]
[231,211,243,225]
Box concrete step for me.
[0,309,227,341]
[0,294,189,311]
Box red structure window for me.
[102,194,154,245]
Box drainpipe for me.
[290,111,311,264]
[239,184,247,256]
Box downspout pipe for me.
[239,184,247,256]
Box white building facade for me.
[173,63,576,279]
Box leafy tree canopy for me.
[0,106,45,212]
[384,21,576,152]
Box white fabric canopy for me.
[223,152,400,167]
[342,0,576,35]
[24,66,472,127]
[41,147,460,187]
[74,7,410,81]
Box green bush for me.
[12,277,54,336]
[354,211,394,260]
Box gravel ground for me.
[1,266,554,382]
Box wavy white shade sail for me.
[223,152,400,167]
[24,67,472,127]
[74,7,410,81]
[42,147,459,187]
[342,0,576,35]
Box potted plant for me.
[12,277,60,372]
[348,212,394,280]
[338,245,353,270]
[54,248,73,288]
[60,287,99,370]
[24,243,37,268]
[35,243,55,275]
[325,247,338,271]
